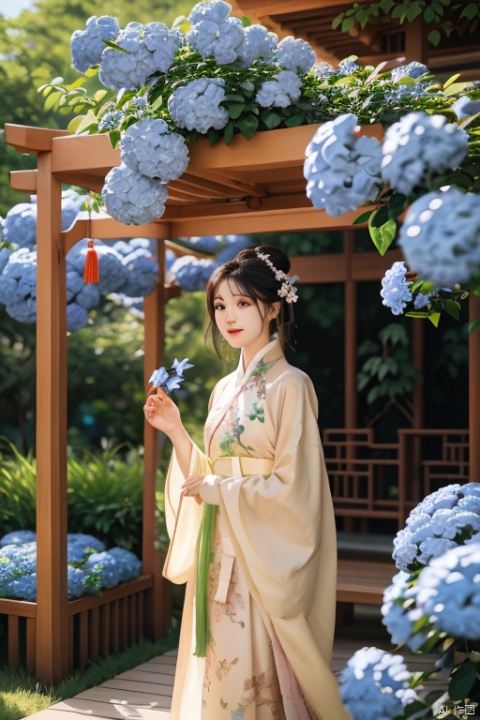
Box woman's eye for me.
[214,304,224,311]
[238,301,249,307]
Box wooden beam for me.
[232,0,350,15]
[35,150,69,685]
[51,133,120,173]
[5,124,70,154]
[62,217,172,253]
[10,169,37,193]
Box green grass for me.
[0,628,179,720]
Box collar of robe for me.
[234,337,283,391]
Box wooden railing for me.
[324,428,469,531]
[0,574,167,676]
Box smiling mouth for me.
[227,329,243,334]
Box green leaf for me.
[424,5,436,22]
[428,312,441,327]
[469,315,480,333]
[227,103,245,119]
[391,4,407,22]
[103,40,129,53]
[379,0,395,11]
[448,660,478,701]
[341,17,355,31]
[109,130,121,149]
[223,122,235,145]
[428,29,442,46]
[238,114,259,140]
[405,2,423,22]
[284,114,305,127]
[445,299,461,321]
[368,215,397,255]
[261,110,282,129]
[353,210,373,225]
[224,93,245,103]
[241,15,252,27]
[356,8,370,27]
[460,2,479,20]
[332,13,344,30]
[443,73,461,89]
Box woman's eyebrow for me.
[213,295,224,301]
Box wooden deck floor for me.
[22,607,448,720]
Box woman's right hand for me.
[143,388,182,438]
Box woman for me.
[144,246,350,720]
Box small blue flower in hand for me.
[149,357,194,395]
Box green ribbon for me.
[194,502,218,657]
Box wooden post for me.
[469,294,480,482]
[404,15,428,64]
[411,319,424,497]
[142,239,168,638]
[35,151,69,684]
[344,232,358,532]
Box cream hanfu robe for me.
[163,338,352,720]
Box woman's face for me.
[213,279,277,359]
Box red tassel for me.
[83,240,99,283]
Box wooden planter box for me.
[0,574,171,676]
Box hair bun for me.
[255,244,290,274]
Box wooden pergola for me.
[1,119,479,684]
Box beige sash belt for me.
[212,456,274,476]
[210,456,274,604]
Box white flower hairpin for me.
[256,251,299,303]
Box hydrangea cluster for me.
[237,25,277,67]
[392,483,480,572]
[414,543,480,640]
[0,531,142,601]
[275,36,316,74]
[390,61,429,83]
[380,261,431,316]
[0,194,159,329]
[71,15,120,73]
[255,71,302,109]
[169,234,251,291]
[102,164,169,225]
[381,112,469,195]
[120,118,189,182]
[186,1,244,65]
[452,96,480,119]
[398,187,480,287]
[99,109,124,132]
[304,114,383,216]
[98,22,183,90]
[339,646,417,720]
[168,77,229,134]
[381,569,432,652]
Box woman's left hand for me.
[181,474,205,505]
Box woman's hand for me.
[143,388,182,438]
[181,473,205,505]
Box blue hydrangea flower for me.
[380,261,412,316]
[102,163,169,225]
[276,36,316,74]
[214,234,251,265]
[84,551,123,589]
[393,483,480,572]
[3,203,37,249]
[68,533,106,553]
[413,292,430,309]
[381,570,432,652]
[99,109,124,132]
[67,303,88,331]
[142,22,184,73]
[0,530,36,547]
[339,646,417,720]
[99,22,177,91]
[7,573,37,602]
[67,566,88,599]
[255,70,302,108]
[414,544,480,639]
[304,114,383,216]
[106,547,142,581]
[120,246,158,297]
[391,62,429,83]
[168,78,229,134]
[312,61,336,78]
[71,15,120,73]
[187,1,244,64]
[237,25,277,66]
[452,96,480,119]
[338,57,359,75]
[398,187,480,287]
[120,118,190,182]
[169,255,216,291]
[381,112,469,195]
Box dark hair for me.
[206,244,296,357]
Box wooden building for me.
[1,0,478,686]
